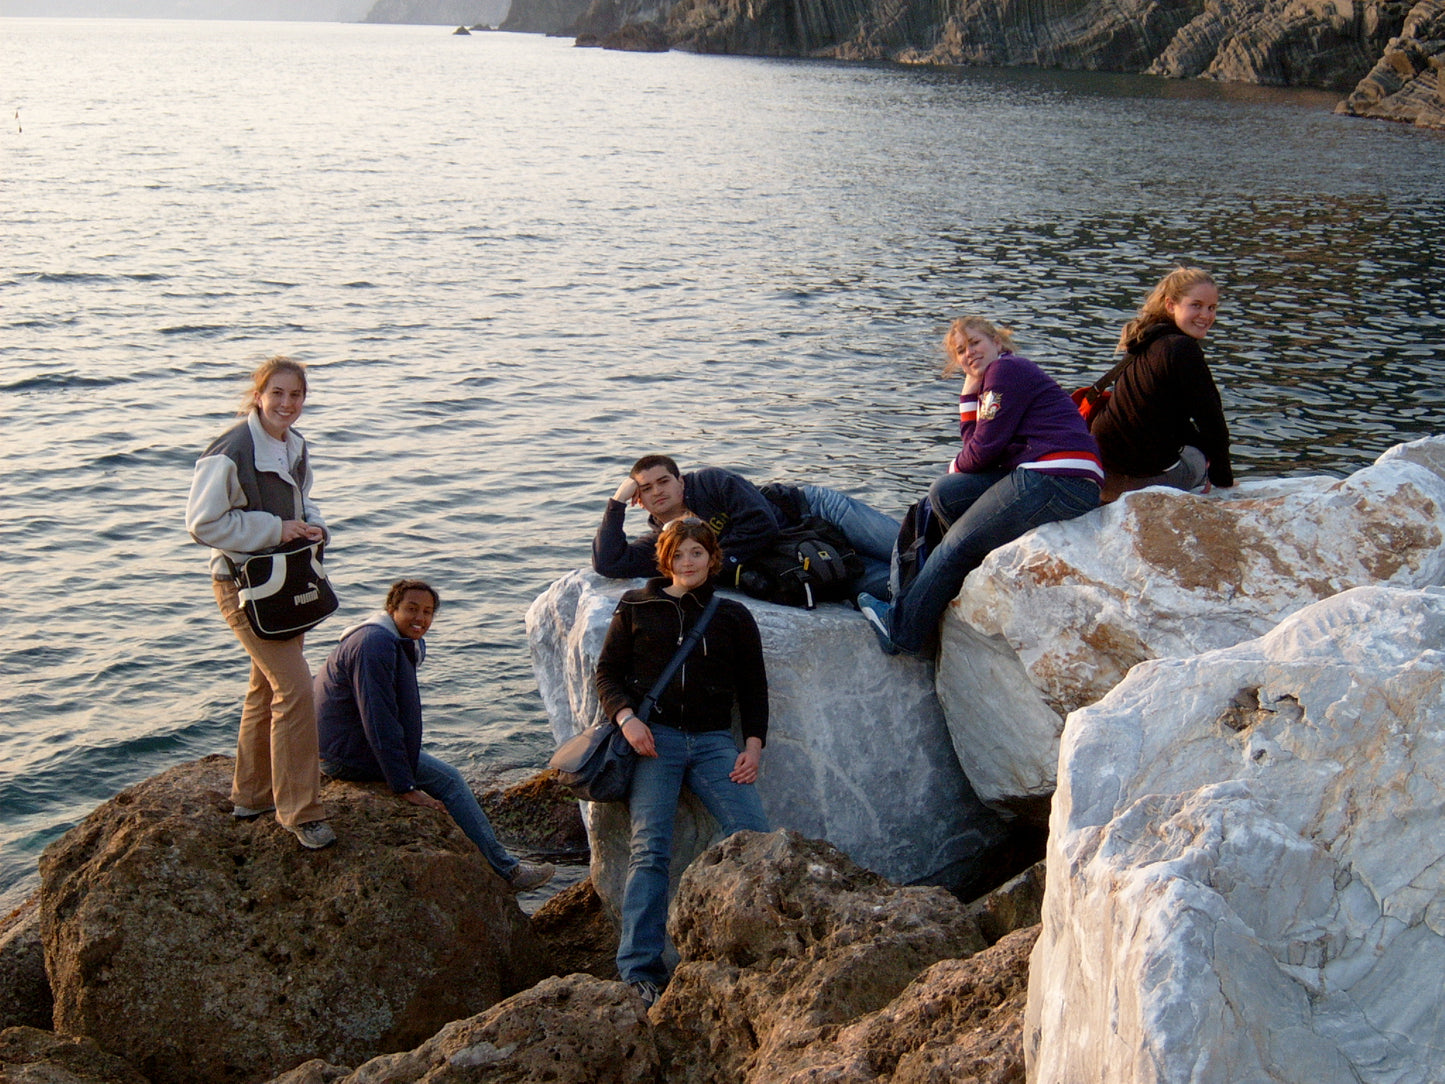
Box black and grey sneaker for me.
[629,980,661,1009]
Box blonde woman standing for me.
[186,356,336,850]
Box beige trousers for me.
[213,580,326,828]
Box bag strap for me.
[1088,351,1137,395]
[635,594,722,723]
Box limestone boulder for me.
[39,756,548,1084]
[0,895,52,1031]
[0,1026,150,1084]
[937,436,1445,816]
[263,974,658,1084]
[653,830,985,1082]
[526,571,1012,918]
[1336,0,1445,129]
[1026,585,1445,1083]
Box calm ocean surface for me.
[3,17,1443,911]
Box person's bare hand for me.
[402,789,446,811]
[613,477,640,505]
[280,519,324,543]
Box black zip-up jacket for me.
[591,467,783,580]
[595,579,768,745]
[1089,321,1234,487]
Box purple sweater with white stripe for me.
[952,353,1103,481]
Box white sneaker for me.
[289,820,337,850]
[232,803,275,820]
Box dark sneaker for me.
[856,593,900,656]
[232,803,275,820]
[289,820,337,850]
[507,860,555,892]
[629,980,661,1009]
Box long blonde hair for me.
[942,316,1018,376]
[238,355,308,416]
[1117,267,1217,353]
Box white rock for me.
[1025,585,1445,1084]
[937,436,1445,814]
[526,571,1010,921]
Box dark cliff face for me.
[646,0,1421,103]
[502,0,594,32]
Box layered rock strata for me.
[1026,585,1445,1082]
[1337,0,1445,126]
[937,435,1445,816]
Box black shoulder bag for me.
[550,594,723,802]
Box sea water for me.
[3,17,1443,910]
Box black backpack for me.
[893,495,944,597]
[730,515,863,609]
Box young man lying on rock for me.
[592,454,900,599]
[315,579,554,892]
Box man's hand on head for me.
[613,477,640,505]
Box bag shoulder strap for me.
[636,594,722,723]
[1089,351,1138,394]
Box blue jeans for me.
[800,485,900,599]
[890,469,1099,654]
[325,751,518,878]
[617,725,769,986]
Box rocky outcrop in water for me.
[38,756,548,1084]
[1027,584,1445,1082]
[936,435,1445,818]
[578,0,1421,101]
[1336,0,1445,126]
[500,0,593,33]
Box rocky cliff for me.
[364,0,511,26]
[567,0,1440,125]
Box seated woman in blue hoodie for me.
[315,579,554,892]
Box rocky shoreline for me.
[7,436,1445,1082]
[0,762,1044,1083]
[486,0,1443,129]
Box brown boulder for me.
[262,974,658,1084]
[0,895,52,1030]
[0,1026,149,1084]
[478,769,587,857]
[39,756,548,1084]
[655,830,986,1083]
[756,926,1038,1083]
[529,877,619,980]
[964,861,1044,947]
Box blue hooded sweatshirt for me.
[316,612,427,793]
